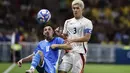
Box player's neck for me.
[75,16,83,20]
[46,37,54,42]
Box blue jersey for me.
[34,37,64,73]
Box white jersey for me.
[63,17,93,54]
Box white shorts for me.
[58,52,86,73]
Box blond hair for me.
[72,0,84,9]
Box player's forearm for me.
[55,44,72,50]
[72,35,91,42]
[22,54,34,62]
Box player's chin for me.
[74,15,79,18]
[44,34,48,37]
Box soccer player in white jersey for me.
[55,0,93,73]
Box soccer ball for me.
[37,9,51,24]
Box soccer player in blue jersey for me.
[17,25,71,73]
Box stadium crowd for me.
[0,0,130,45]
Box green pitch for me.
[1,63,130,73]
[0,63,11,73]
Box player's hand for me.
[51,44,58,49]
[55,27,62,36]
[17,59,23,67]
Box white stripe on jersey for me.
[55,50,65,69]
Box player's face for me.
[72,4,83,19]
[43,26,54,38]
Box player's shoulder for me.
[65,18,75,23]
[54,37,64,44]
[37,40,46,45]
[55,37,64,41]
[82,17,92,23]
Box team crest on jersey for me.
[46,46,50,52]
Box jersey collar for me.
[45,37,56,42]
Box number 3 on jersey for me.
[73,27,77,34]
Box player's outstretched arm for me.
[55,27,67,39]
[17,53,34,67]
[51,44,72,50]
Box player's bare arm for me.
[17,53,34,67]
[51,44,72,50]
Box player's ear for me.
[51,26,55,34]
[42,28,45,36]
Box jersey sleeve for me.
[57,37,64,44]
[63,20,68,34]
[84,20,93,34]
[33,43,41,54]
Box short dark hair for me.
[43,23,55,31]
[38,22,56,30]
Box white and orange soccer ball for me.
[37,9,51,24]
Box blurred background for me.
[0,0,130,73]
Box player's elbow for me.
[85,38,90,42]
[84,34,91,42]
